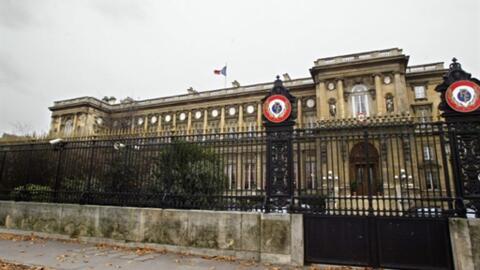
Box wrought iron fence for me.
[0,121,477,217]
[292,121,460,217]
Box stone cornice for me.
[50,78,315,114]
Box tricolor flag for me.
[214,66,227,76]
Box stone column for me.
[297,99,303,127]
[257,103,262,130]
[203,109,208,134]
[72,113,78,136]
[157,114,162,132]
[238,105,243,132]
[220,107,225,133]
[336,79,345,118]
[187,111,192,135]
[374,74,384,115]
[85,111,95,135]
[56,116,62,134]
[316,81,327,120]
[394,72,407,114]
[172,112,176,131]
[130,115,134,133]
[143,115,148,132]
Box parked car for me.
[405,207,445,217]
[466,208,477,219]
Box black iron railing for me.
[0,121,478,217]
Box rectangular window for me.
[423,146,432,161]
[352,95,369,116]
[243,156,257,189]
[305,162,315,189]
[414,86,426,99]
[414,105,432,123]
[226,159,236,190]
[426,171,440,190]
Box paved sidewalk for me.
[0,233,293,270]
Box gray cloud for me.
[0,54,30,94]
[0,0,38,29]
[89,0,150,21]
[0,0,478,136]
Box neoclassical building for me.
[49,48,446,137]
[47,48,450,209]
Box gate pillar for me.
[435,58,480,217]
[262,76,297,212]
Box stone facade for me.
[44,48,453,211]
[48,48,446,137]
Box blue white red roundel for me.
[263,95,292,123]
[446,80,480,113]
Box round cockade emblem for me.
[263,94,292,123]
[446,80,480,113]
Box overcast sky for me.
[0,0,479,135]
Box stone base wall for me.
[0,201,303,266]
[449,218,480,270]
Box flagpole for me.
[224,63,227,88]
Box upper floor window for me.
[426,170,440,190]
[64,119,74,135]
[351,84,370,116]
[423,146,433,161]
[414,85,426,100]
[414,105,432,123]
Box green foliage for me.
[104,150,139,192]
[350,181,358,193]
[151,139,226,207]
[10,184,53,202]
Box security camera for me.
[49,138,64,145]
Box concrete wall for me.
[0,201,303,266]
[449,218,480,270]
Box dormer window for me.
[414,85,427,100]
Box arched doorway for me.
[349,142,380,195]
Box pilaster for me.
[172,112,176,131]
[316,81,327,120]
[238,105,244,132]
[374,74,384,115]
[336,79,345,118]
[220,107,225,133]
[257,103,262,130]
[203,109,208,134]
[56,116,62,134]
[157,114,162,132]
[187,111,192,134]
[394,72,407,113]
[72,113,78,136]
[297,99,303,127]
[143,115,148,132]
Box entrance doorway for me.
[349,142,380,195]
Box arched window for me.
[350,84,370,117]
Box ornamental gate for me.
[261,59,480,269]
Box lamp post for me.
[322,171,339,209]
[394,168,412,211]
